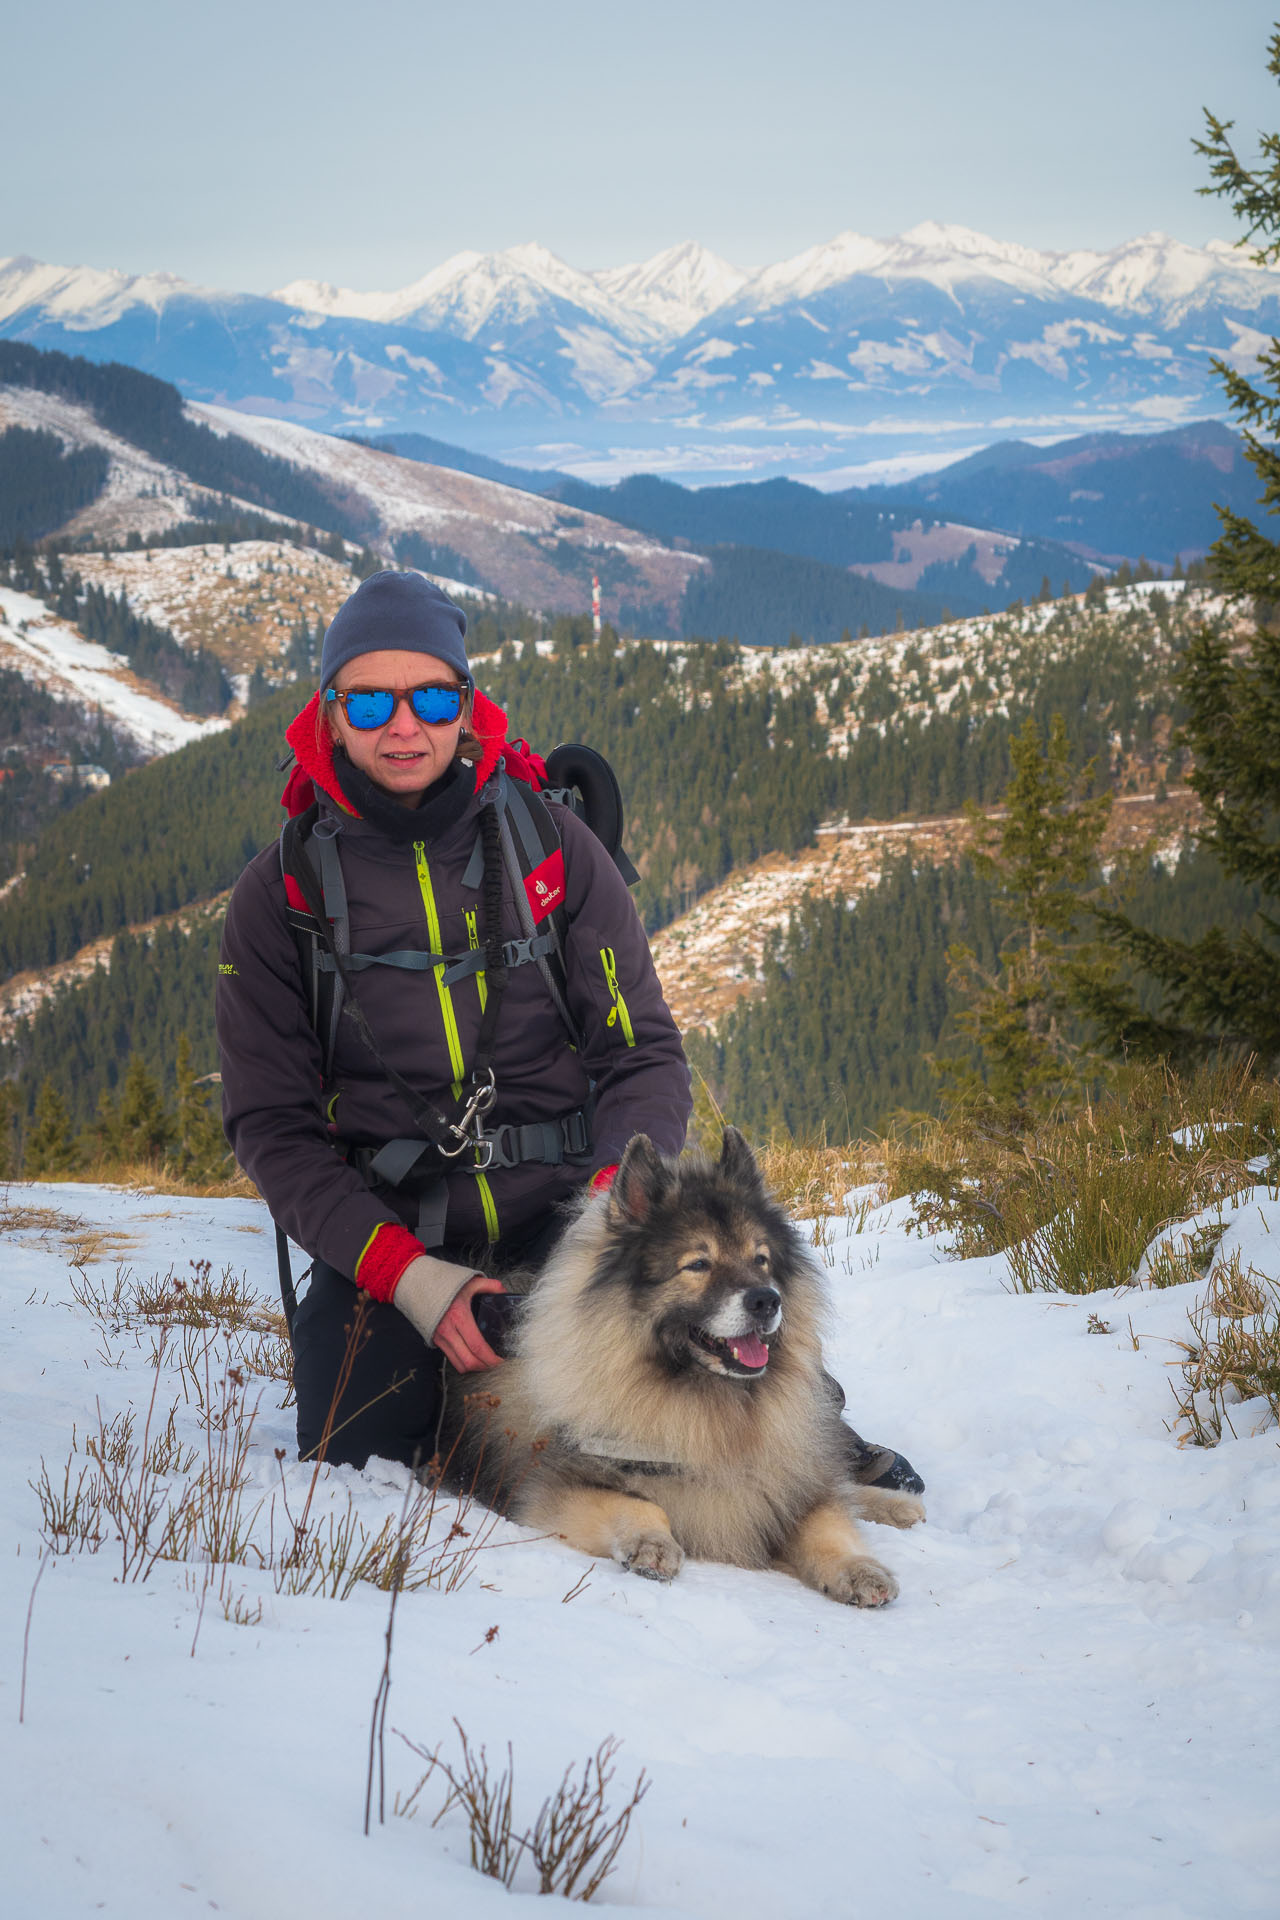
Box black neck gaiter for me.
[333,748,475,844]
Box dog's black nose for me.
[744,1287,781,1321]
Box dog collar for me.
[556,1426,686,1478]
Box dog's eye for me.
[754,1252,770,1269]
[682,1257,711,1273]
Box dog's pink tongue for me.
[731,1335,770,1370]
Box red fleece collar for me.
[280,686,512,818]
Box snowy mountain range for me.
[2,226,1276,481]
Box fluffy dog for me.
[444,1128,923,1607]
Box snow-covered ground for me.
[0,586,228,754]
[2,1178,1277,1917]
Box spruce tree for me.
[83,1085,124,1165]
[1083,32,1280,1065]
[936,715,1112,1125]
[174,1032,227,1180]
[0,1082,19,1178]
[25,1079,78,1176]
[115,1055,174,1164]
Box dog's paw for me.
[876,1492,925,1530]
[849,1485,926,1530]
[822,1556,899,1608]
[618,1531,684,1583]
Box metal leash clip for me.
[439,1066,498,1159]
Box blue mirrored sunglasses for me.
[325,682,466,730]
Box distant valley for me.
[1,342,1115,643]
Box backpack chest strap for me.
[305,928,558,981]
[351,1106,590,1183]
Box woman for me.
[217,569,693,1469]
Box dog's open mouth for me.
[689,1325,771,1374]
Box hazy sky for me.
[5,0,1277,292]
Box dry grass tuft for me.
[0,1200,85,1238]
[396,1723,649,1901]
[878,1060,1279,1293]
[33,1283,525,1611]
[61,1227,140,1267]
[72,1257,286,1338]
[63,1157,260,1201]
[757,1136,878,1217]
[1173,1248,1280,1446]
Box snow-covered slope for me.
[0,586,228,753]
[72,543,355,681]
[279,241,748,349]
[0,384,209,543]
[189,403,706,623]
[593,241,748,342]
[3,1176,1277,1916]
[0,376,705,627]
[726,222,1270,320]
[0,255,227,330]
[281,241,638,341]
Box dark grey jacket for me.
[216,724,690,1285]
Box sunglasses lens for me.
[332,683,465,729]
[410,685,464,724]
[343,690,395,730]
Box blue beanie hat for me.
[319,570,469,691]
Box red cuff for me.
[354,1222,426,1304]
[590,1164,619,1193]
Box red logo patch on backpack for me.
[524,850,566,923]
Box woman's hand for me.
[432,1274,508,1373]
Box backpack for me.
[281,741,636,1077]
[272,742,637,1322]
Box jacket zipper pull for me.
[599,946,636,1047]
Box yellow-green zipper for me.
[414,841,465,1098]
[464,907,488,1012]
[418,852,499,1239]
[599,946,636,1047]
[475,1169,500,1242]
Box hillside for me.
[687,840,1267,1141]
[1,347,942,641]
[0,581,1238,1137]
[527,472,1095,614]
[650,789,1202,1035]
[0,584,228,755]
[877,420,1261,566]
[72,543,354,687]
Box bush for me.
[883,1060,1280,1291]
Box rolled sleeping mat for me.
[544,743,640,886]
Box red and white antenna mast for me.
[591,573,602,642]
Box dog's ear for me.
[719,1126,764,1193]
[608,1134,673,1224]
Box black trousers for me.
[291,1208,569,1470]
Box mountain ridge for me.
[2,226,1272,482]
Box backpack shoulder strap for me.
[278,804,345,1079]
[489,769,583,1049]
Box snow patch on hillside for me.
[186,405,706,620]
[0,587,228,754]
[72,543,354,680]
[0,385,203,540]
